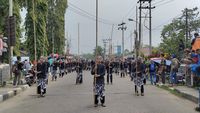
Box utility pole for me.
[110,24,114,56]
[118,22,127,59]
[130,32,133,52]
[94,0,99,105]
[78,23,80,56]
[95,0,98,58]
[136,6,138,35]
[128,6,139,58]
[138,0,155,55]
[103,39,110,60]
[102,39,107,60]
[149,0,153,54]
[136,6,138,58]
[139,1,142,48]
[185,8,188,48]
[9,0,13,79]
[52,27,54,54]
[33,0,37,63]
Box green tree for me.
[0,0,22,61]
[47,0,68,54]
[159,7,200,57]
[93,46,104,56]
[25,0,49,60]
[82,53,94,60]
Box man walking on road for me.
[120,60,125,78]
[106,60,114,84]
[13,56,24,87]
[170,54,180,86]
[134,58,145,96]
[37,56,47,97]
[93,56,106,107]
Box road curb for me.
[0,85,30,103]
[157,84,198,104]
[174,88,198,104]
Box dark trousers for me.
[107,74,113,84]
[95,95,105,105]
[161,72,165,84]
[135,85,144,94]
[0,55,2,63]
[121,71,125,78]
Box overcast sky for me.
[64,0,200,54]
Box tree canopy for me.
[159,7,200,58]
[0,0,68,61]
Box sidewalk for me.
[157,84,199,104]
[0,80,29,103]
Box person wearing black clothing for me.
[120,61,125,78]
[124,61,128,76]
[37,59,47,79]
[191,33,199,45]
[59,59,65,78]
[106,60,114,84]
[52,60,58,81]
[37,57,47,97]
[92,57,106,107]
[114,61,120,75]
[129,60,136,81]
[134,59,145,96]
[76,61,83,84]
[13,56,24,87]
[45,58,50,84]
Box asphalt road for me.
[0,71,198,113]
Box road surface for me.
[0,71,198,113]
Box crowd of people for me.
[10,32,200,106]
[11,55,94,97]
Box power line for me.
[151,0,176,14]
[68,6,114,25]
[152,0,166,5]
[68,2,115,25]
[154,0,175,8]
[152,13,182,30]
[123,2,137,20]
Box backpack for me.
[12,62,20,75]
[149,64,155,71]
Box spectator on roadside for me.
[158,54,166,85]
[192,33,200,52]
[12,56,24,87]
[182,49,193,80]
[149,60,157,85]
[189,49,200,86]
[170,54,180,87]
